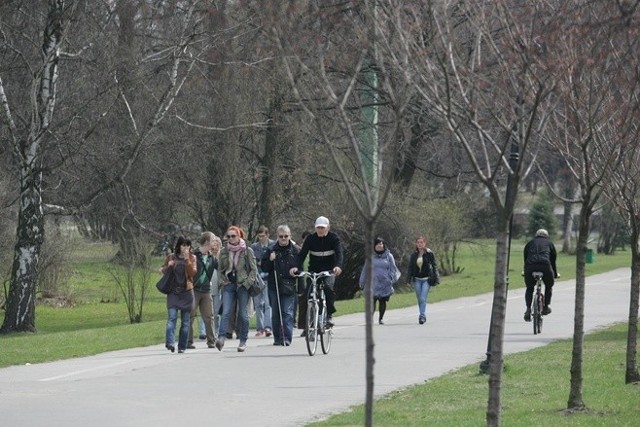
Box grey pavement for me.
[0,268,631,426]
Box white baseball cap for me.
[314,216,330,228]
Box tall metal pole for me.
[361,61,379,190]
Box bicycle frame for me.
[296,271,333,356]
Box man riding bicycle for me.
[523,228,558,322]
[290,216,344,327]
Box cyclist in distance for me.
[290,216,344,327]
[523,228,558,322]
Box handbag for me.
[388,252,401,283]
[278,277,297,296]
[155,270,173,294]
[428,264,440,287]
[249,273,266,297]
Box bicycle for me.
[296,271,334,356]
[531,272,545,335]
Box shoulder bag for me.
[156,270,173,294]
[243,248,264,297]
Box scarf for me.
[227,238,247,268]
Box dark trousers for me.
[524,264,555,309]
[374,297,389,321]
[296,292,307,329]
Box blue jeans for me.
[413,278,431,319]
[166,308,190,351]
[269,287,295,344]
[254,275,272,331]
[219,284,250,342]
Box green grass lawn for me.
[310,323,639,427]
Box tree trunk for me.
[257,93,282,228]
[561,172,575,253]
[486,229,510,427]
[562,200,573,253]
[1,0,64,334]
[1,176,44,333]
[567,204,590,410]
[363,221,375,427]
[626,224,640,384]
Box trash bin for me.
[585,249,594,264]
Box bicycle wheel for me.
[320,300,332,354]
[533,291,542,335]
[535,293,544,334]
[306,301,319,356]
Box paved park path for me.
[0,268,631,426]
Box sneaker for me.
[255,330,265,337]
[214,338,225,351]
[165,344,175,353]
[325,317,334,327]
[542,306,552,316]
[199,334,206,340]
[187,344,196,349]
[379,319,385,325]
[273,341,284,346]
[225,332,233,339]
[178,349,185,354]
[524,309,531,322]
[237,341,247,352]
[418,316,426,325]
[265,329,272,337]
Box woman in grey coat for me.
[359,237,399,325]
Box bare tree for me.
[604,3,640,385]
[388,2,557,424]
[0,0,69,333]
[540,2,633,410]
[610,128,640,384]
[0,0,218,332]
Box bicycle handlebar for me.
[294,271,334,280]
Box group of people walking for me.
[159,215,445,353]
[158,216,344,353]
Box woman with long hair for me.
[214,226,257,352]
[406,235,440,325]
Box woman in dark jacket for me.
[406,235,440,325]
[160,236,197,353]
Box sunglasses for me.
[226,234,237,238]
[278,235,289,238]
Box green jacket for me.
[218,244,257,289]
